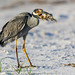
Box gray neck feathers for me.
[27,15,39,28]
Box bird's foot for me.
[21,65,36,68]
[14,65,22,71]
[62,63,75,67]
[30,65,36,67]
[17,63,21,68]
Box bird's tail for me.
[0,31,15,47]
[0,31,4,47]
[0,31,1,37]
[0,41,4,47]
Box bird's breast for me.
[27,16,39,28]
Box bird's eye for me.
[36,11,39,13]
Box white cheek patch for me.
[33,12,38,15]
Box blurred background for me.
[0,0,75,29]
[0,0,75,74]
[0,0,75,10]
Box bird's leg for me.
[22,40,32,66]
[15,40,20,68]
[22,40,36,67]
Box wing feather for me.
[1,12,29,41]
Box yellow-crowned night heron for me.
[0,8,57,68]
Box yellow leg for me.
[15,40,20,68]
[22,40,33,67]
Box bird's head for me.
[32,8,57,23]
[32,8,44,19]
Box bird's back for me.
[0,12,32,47]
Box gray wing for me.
[1,12,30,41]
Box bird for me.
[0,8,57,68]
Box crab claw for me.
[50,18,57,23]
[48,15,57,23]
[43,11,57,23]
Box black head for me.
[32,8,44,19]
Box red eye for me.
[36,11,39,13]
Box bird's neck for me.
[32,13,39,19]
[27,14,39,28]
